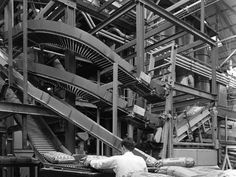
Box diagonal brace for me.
[138,0,216,46]
[89,0,135,35]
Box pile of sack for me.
[43,151,75,164]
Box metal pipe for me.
[219,35,236,43]
[108,27,132,40]
[98,31,126,44]
[82,12,128,44]
[149,0,219,29]
[159,54,232,86]
[81,11,93,29]
[148,0,195,23]
[100,30,128,43]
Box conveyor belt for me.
[175,109,211,141]
[9,20,165,103]
[2,83,69,162]
[0,51,70,162]
[18,62,127,112]
[28,117,57,153]
[0,62,156,162]
[27,116,70,156]
[17,62,149,125]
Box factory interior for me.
[1,0,236,176]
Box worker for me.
[88,137,148,177]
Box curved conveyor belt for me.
[23,62,153,125]
[0,61,155,162]
[20,62,148,124]
[23,62,128,112]
[10,20,165,103]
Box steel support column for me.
[6,0,13,86]
[96,108,101,155]
[211,47,218,95]
[225,116,228,143]
[211,46,218,149]
[90,0,135,35]
[65,50,76,153]
[163,44,176,158]
[97,70,101,155]
[201,0,205,32]
[127,56,134,139]
[113,63,118,136]
[22,0,28,149]
[138,0,216,46]
[65,4,76,26]
[135,2,145,145]
[136,1,145,76]
[96,107,101,154]
[64,2,76,153]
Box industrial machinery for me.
[0,0,236,176]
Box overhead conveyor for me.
[16,61,156,127]
[0,61,158,163]
[19,62,128,111]
[16,62,150,125]
[8,20,165,103]
[175,107,212,142]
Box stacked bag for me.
[43,151,75,164]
